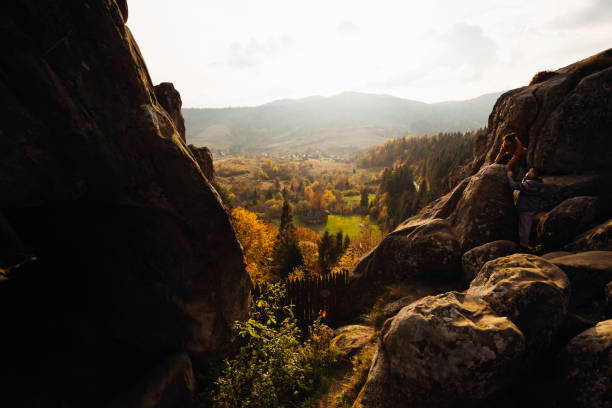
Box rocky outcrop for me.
[188,144,215,181]
[351,165,514,288]
[461,240,522,283]
[355,292,524,408]
[566,219,612,252]
[560,320,612,408]
[154,82,186,142]
[475,49,612,176]
[537,196,601,250]
[606,282,612,317]
[0,2,249,406]
[550,251,612,310]
[467,254,570,353]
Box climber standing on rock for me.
[495,132,528,174]
[507,168,543,250]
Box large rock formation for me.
[566,219,612,252]
[0,1,250,406]
[188,144,215,181]
[355,292,525,408]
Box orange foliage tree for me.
[231,207,278,283]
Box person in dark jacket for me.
[507,168,543,249]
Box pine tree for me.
[318,230,333,275]
[279,200,293,233]
[343,235,351,251]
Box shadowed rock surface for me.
[0,1,250,406]
[566,219,612,252]
[560,319,612,408]
[355,292,524,408]
[537,196,601,250]
[188,144,215,181]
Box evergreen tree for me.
[343,235,351,251]
[360,188,369,208]
[334,231,344,262]
[274,200,303,279]
[279,200,293,233]
[318,230,333,275]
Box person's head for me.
[525,167,537,179]
[503,133,516,143]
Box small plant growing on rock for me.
[212,283,338,408]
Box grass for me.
[343,193,376,207]
[274,214,382,240]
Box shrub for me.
[529,70,557,85]
[212,283,338,408]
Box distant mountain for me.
[183,91,502,154]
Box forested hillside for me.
[356,131,479,231]
[183,92,499,154]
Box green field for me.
[273,214,381,240]
[343,193,376,207]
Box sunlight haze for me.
[128,0,612,107]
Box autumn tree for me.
[231,207,277,282]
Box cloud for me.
[372,22,499,88]
[550,0,612,28]
[223,35,295,69]
[337,21,359,34]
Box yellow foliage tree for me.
[231,207,278,283]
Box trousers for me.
[519,211,535,248]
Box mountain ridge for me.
[183,91,503,154]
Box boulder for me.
[539,174,612,212]
[446,165,517,251]
[355,292,524,408]
[154,82,186,142]
[332,325,375,357]
[537,196,601,250]
[560,319,612,408]
[351,218,461,284]
[0,2,250,406]
[461,240,522,283]
[110,353,195,408]
[467,254,570,353]
[541,251,573,260]
[550,251,612,309]
[188,145,215,181]
[566,219,612,252]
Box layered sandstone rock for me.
[0,1,249,406]
[355,292,524,407]
[188,144,215,181]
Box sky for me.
[127,0,612,108]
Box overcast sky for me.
[128,0,611,108]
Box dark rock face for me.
[467,254,570,354]
[461,240,522,283]
[154,82,186,142]
[355,292,525,408]
[110,353,195,408]
[537,196,601,250]
[560,320,612,408]
[188,144,215,181]
[0,1,249,406]
[566,219,612,252]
